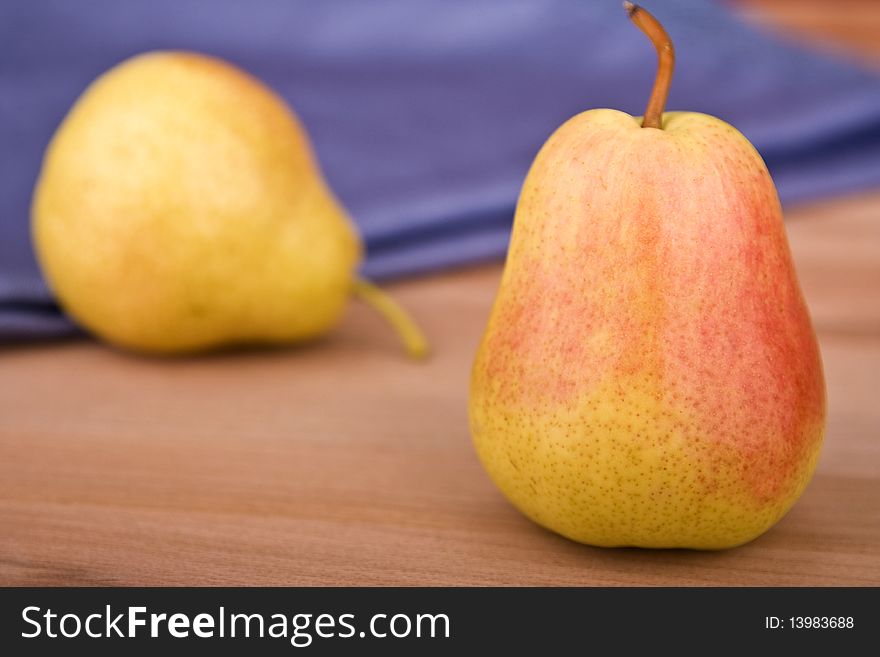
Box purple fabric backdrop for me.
[2,0,880,339]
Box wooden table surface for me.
[2,2,879,586]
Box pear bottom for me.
[470,375,824,550]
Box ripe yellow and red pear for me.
[469,4,826,549]
[32,51,427,358]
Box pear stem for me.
[625,2,675,129]
[352,278,429,360]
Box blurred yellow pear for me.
[32,51,427,357]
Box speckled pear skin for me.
[469,110,826,549]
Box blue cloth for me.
[3,0,880,339]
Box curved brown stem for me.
[624,2,675,129]
[352,278,429,360]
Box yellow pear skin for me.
[469,7,825,549]
[33,51,426,357]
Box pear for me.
[469,4,826,549]
[32,51,427,358]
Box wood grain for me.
[734,0,880,65]
[1,1,879,586]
